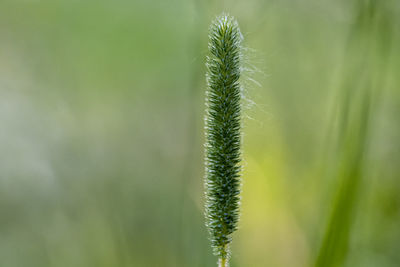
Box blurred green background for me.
[0,0,399,266]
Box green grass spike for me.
[204,14,243,267]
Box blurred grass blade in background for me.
[315,1,395,266]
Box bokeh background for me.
[0,0,399,266]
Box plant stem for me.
[218,257,227,267]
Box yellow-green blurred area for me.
[0,0,399,266]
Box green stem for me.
[218,257,228,267]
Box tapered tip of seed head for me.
[208,13,243,64]
[214,13,236,27]
[209,13,243,42]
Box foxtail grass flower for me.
[204,14,243,267]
